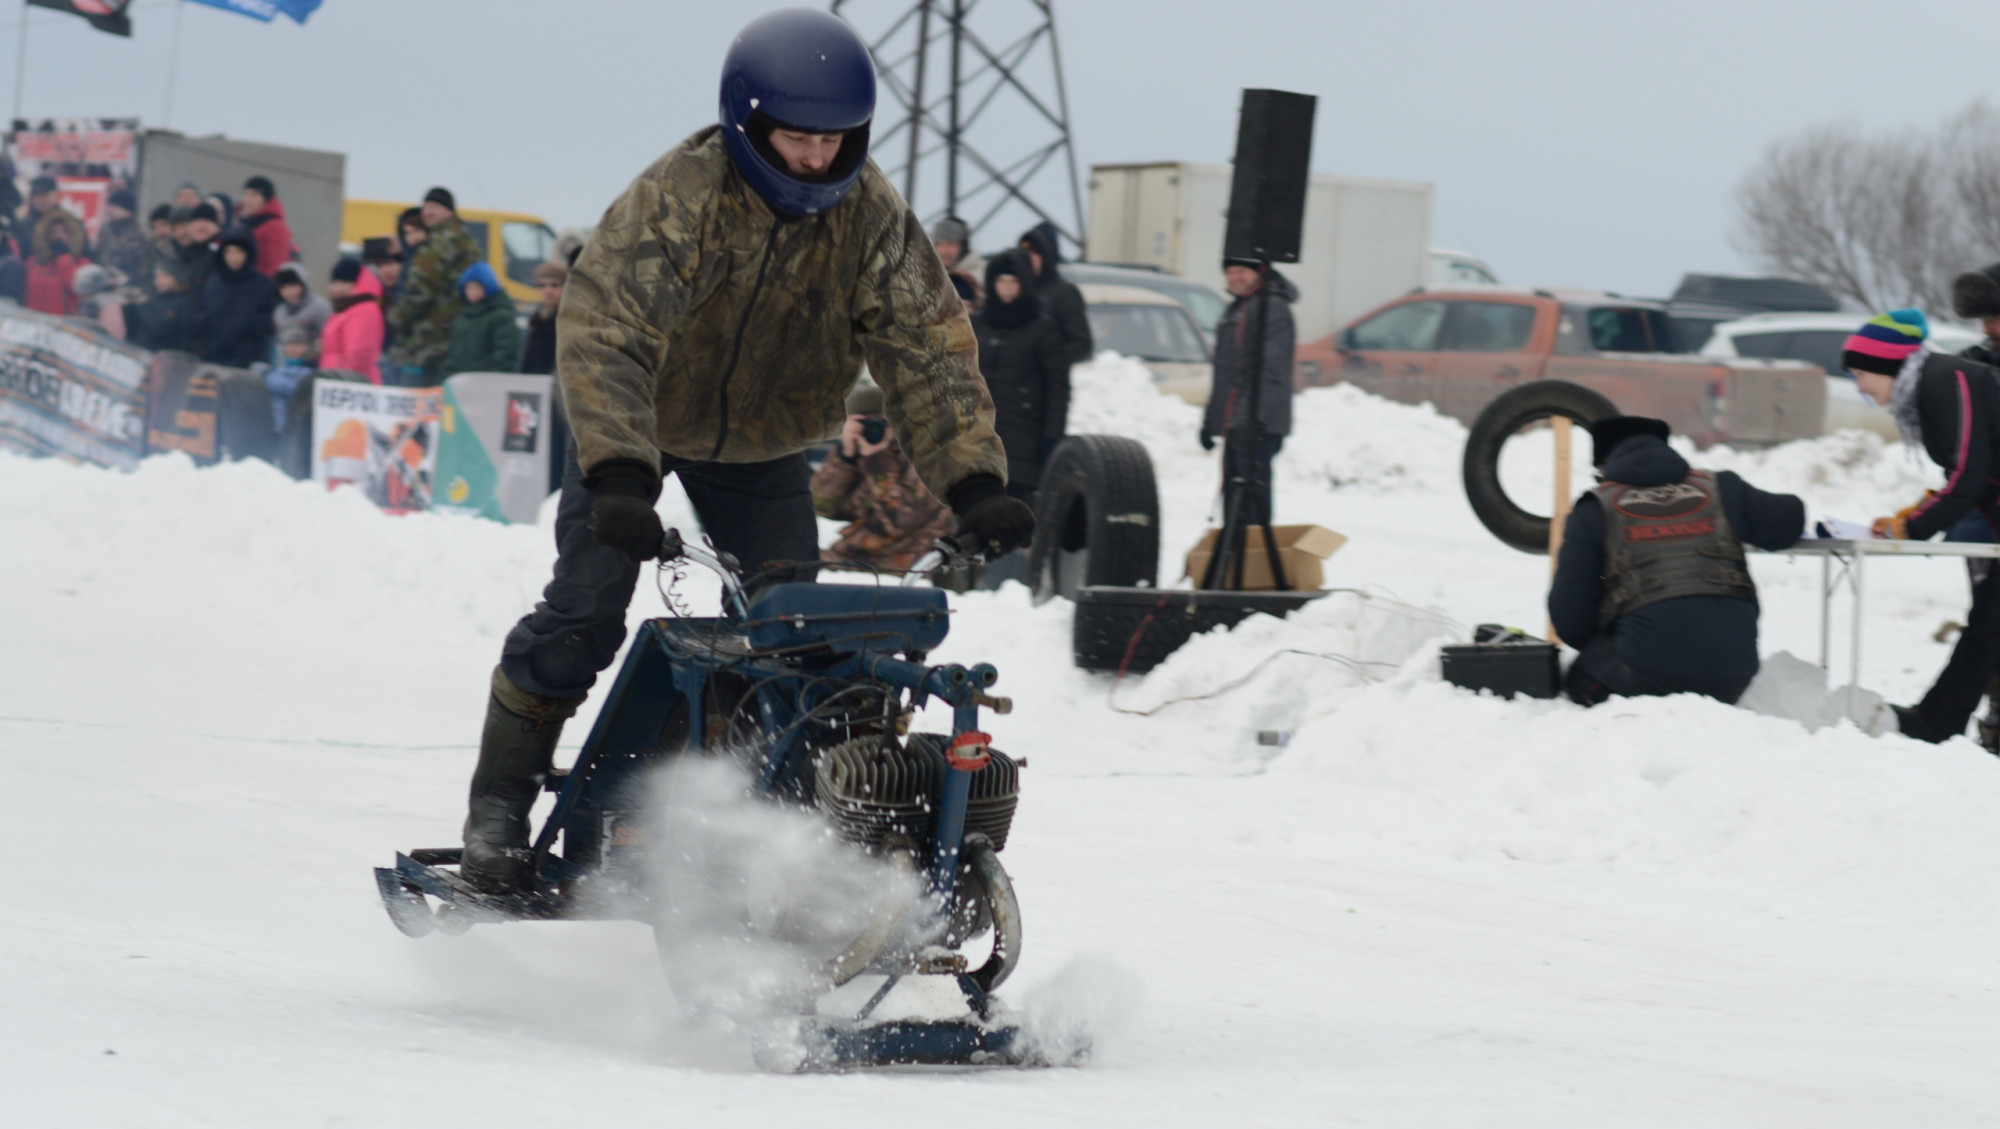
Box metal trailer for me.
[1086,160,1433,342]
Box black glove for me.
[947,475,1036,557]
[1199,429,1216,452]
[585,459,664,563]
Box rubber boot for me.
[1980,675,2000,757]
[462,669,578,894]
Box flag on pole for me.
[185,0,322,25]
[25,0,134,37]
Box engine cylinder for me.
[815,733,1018,852]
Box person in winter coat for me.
[1850,310,2000,747]
[1015,223,1092,365]
[173,204,222,294]
[237,176,296,278]
[386,188,483,383]
[0,241,24,306]
[320,258,384,384]
[971,249,1069,501]
[812,381,956,569]
[93,189,149,285]
[519,260,565,375]
[1200,258,1299,529]
[272,264,331,357]
[931,214,982,308]
[24,205,87,317]
[443,261,523,376]
[71,264,125,339]
[1550,416,1804,707]
[457,10,1019,896]
[130,263,201,354]
[199,231,278,367]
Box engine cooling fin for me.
[815,733,1018,852]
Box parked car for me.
[1077,282,1212,404]
[1428,249,1500,287]
[1293,287,1825,448]
[1066,262,1227,347]
[1699,312,1983,440]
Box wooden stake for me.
[1546,415,1573,643]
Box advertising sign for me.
[309,381,441,514]
[434,373,556,524]
[0,304,149,469]
[10,118,140,242]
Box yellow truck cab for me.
[341,200,558,306]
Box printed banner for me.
[144,351,219,464]
[186,0,321,25]
[10,118,140,242]
[434,373,556,524]
[310,382,441,514]
[0,304,150,469]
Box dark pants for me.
[1902,564,2000,742]
[498,443,819,702]
[1565,632,1753,707]
[1222,434,1284,529]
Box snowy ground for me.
[8,358,2000,1126]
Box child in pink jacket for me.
[319,258,384,384]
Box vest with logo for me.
[1594,470,1755,627]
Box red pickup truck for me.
[1293,288,1825,447]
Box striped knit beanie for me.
[1842,308,1929,377]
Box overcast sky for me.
[13,0,1999,300]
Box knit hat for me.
[187,203,219,226]
[930,215,971,245]
[985,248,1030,290]
[533,260,568,286]
[845,379,885,416]
[242,175,276,200]
[278,325,310,347]
[149,203,173,224]
[330,257,363,283]
[360,237,396,264]
[1842,308,1929,377]
[424,186,456,212]
[107,188,136,212]
[1222,256,1262,270]
[1952,264,2000,321]
[275,264,306,291]
[28,175,55,196]
[1587,416,1671,467]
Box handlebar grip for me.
[657,528,685,563]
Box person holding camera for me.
[812,382,955,570]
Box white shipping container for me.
[1085,162,1433,342]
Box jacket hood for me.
[1598,433,1688,487]
[353,265,383,300]
[216,229,261,278]
[458,259,502,300]
[30,208,85,262]
[1016,225,1061,284]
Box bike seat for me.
[742,583,950,654]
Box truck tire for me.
[1028,436,1160,604]
[1462,380,1619,555]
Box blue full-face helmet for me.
[719,9,877,217]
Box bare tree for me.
[1734,109,1996,315]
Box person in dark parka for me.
[1550,416,1805,707]
[1849,310,2000,746]
[1201,258,1299,528]
[129,262,201,354]
[1015,224,1092,366]
[972,249,1070,502]
[442,260,523,376]
[199,230,278,367]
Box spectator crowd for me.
[0,175,571,402]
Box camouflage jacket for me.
[387,217,483,369]
[812,443,955,570]
[558,126,1006,501]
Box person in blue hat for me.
[454,8,1021,894]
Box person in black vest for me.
[1848,310,2000,746]
[1550,416,1805,706]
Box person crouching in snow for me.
[1850,310,2000,748]
[443,261,522,377]
[812,381,956,570]
[1549,416,1804,706]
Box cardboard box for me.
[1184,524,1346,591]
